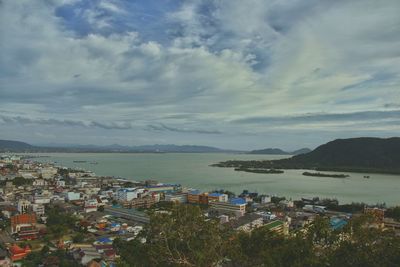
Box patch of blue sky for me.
[55,0,183,43]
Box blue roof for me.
[230,198,246,205]
[189,190,201,195]
[97,237,112,243]
[330,218,347,230]
[209,193,223,197]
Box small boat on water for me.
[73,160,87,163]
[90,161,98,165]
[364,175,370,179]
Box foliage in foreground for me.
[114,204,400,267]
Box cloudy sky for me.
[1,0,400,150]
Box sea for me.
[28,153,400,206]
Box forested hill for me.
[291,137,400,169]
[214,137,400,174]
[0,140,34,151]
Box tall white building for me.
[32,204,45,216]
[17,199,31,214]
[117,188,139,201]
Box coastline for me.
[13,152,400,207]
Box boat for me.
[73,160,87,163]
[363,175,370,179]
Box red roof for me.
[11,214,36,226]
[9,244,31,261]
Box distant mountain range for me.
[0,139,312,154]
[248,148,311,155]
[214,137,400,174]
[0,140,34,151]
[0,139,237,153]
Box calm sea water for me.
[30,153,400,206]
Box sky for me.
[1,0,400,150]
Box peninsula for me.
[213,137,400,175]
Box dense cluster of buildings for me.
[0,154,399,266]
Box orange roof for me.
[9,244,31,261]
[11,213,37,226]
[9,244,25,254]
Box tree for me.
[386,206,400,221]
[72,232,85,243]
[46,206,78,239]
[114,205,400,267]
[12,176,32,186]
[115,204,226,266]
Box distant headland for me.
[212,137,400,175]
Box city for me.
[0,154,399,266]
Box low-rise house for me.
[74,247,102,266]
[55,178,66,187]
[279,200,294,209]
[18,170,38,179]
[264,220,289,235]
[208,192,228,203]
[165,192,188,203]
[66,191,81,201]
[31,195,51,205]
[8,244,31,262]
[261,195,272,204]
[0,248,11,267]
[32,204,45,216]
[231,214,264,232]
[1,205,17,218]
[84,199,98,213]
[39,167,58,179]
[32,178,48,187]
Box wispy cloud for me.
[1,0,399,149]
[146,124,222,135]
[232,110,400,125]
[0,115,133,130]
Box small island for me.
[302,172,349,178]
[234,168,284,174]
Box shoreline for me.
[8,153,399,207]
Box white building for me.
[32,204,45,216]
[18,170,38,179]
[39,167,58,179]
[66,192,81,201]
[84,199,98,213]
[17,199,31,214]
[261,195,272,204]
[55,179,66,187]
[279,200,294,208]
[33,179,48,187]
[117,188,139,201]
[32,195,51,204]
[165,193,188,203]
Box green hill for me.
[214,137,400,174]
[0,140,34,152]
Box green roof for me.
[264,220,283,230]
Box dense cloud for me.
[0,0,399,149]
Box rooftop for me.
[230,198,246,205]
